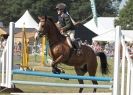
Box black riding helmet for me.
[56,3,67,12]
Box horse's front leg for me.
[52,55,64,74]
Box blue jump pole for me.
[13,69,112,81]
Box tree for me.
[0,0,36,26]
[69,0,92,21]
[96,0,116,17]
[69,0,116,22]
[0,0,116,26]
[115,0,133,30]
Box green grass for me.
[0,55,114,93]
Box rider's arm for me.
[62,14,73,32]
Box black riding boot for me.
[72,40,81,54]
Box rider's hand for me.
[34,32,38,40]
[60,28,64,33]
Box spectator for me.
[18,41,22,51]
[83,40,88,46]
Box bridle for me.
[38,19,48,37]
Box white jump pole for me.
[121,37,131,95]
[5,33,10,87]
[130,64,133,95]
[125,44,132,95]
[8,22,14,88]
[121,31,133,95]
[113,26,121,95]
[120,36,126,95]
[6,22,14,88]
[1,41,8,86]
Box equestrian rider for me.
[55,3,80,50]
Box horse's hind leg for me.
[74,65,87,93]
[87,60,98,92]
[92,80,98,92]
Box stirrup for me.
[77,49,81,55]
[75,38,80,41]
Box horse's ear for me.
[38,16,47,21]
[44,15,47,20]
[38,16,42,20]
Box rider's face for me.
[57,9,63,15]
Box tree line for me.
[115,0,133,30]
[0,0,116,26]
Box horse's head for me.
[35,16,58,39]
[35,15,65,43]
[37,16,48,36]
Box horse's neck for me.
[47,27,65,47]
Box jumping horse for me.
[36,16,109,93]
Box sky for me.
[119,0,129,10]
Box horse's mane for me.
[47,17,65,40]
[47,17,59,31]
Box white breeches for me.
[62,30,75,48]
[66,30,75,41]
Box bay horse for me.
[36,16,109,93]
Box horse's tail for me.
[96,52,109,75]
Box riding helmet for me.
[56,3,67,10]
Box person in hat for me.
[56,3,80,52]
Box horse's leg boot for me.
[52,67,61,74]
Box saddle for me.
[65,35,81,55]
[64,38,82,63]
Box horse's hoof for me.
[64,78,69,80]
[52,70,60,74]
[60,78,69,80]
[61,69,65,73]
[52,68,61,74]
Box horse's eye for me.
[40,22,45,27]
[41,25,44,27]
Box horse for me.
[35,16,109,93]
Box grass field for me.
[0,54,114,94]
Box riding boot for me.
[72,40,81,55]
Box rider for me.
[55,3,80,51]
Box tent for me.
[69,14,97,44]
[92,29,133,42]
[14,31,35,38]
[75,23,97,44]
[84,17,116,35]
[14,31,35,43]
[0,28,7,35]
[15,10,38,29]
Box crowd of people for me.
[0,34,8,49]
[14,41,22,55]
[1,33,133,58]
[0,3,115,58]
[0,2,131,58]
[80,40,115,57]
